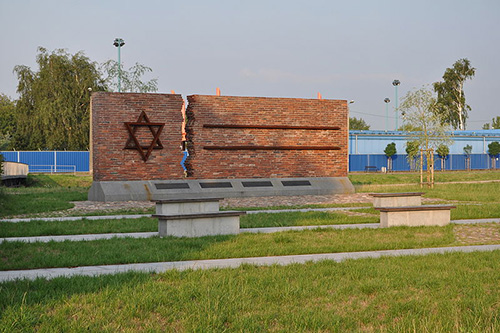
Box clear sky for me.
[1,0,498,130]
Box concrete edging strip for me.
[1,244,500,282]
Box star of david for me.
[124,111,165,162]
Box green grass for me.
[0,188,87,218]
[349,169,500,185]
[0,217,157,238]
[2,251,500,331]
[358,182,500,203]
[0,174,91,218]
[0,224,478,270]
[0,211,378,238]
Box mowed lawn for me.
[0,171,500,330]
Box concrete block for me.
[157,213,242,238]
[155,199,220,215]
[377,205,455,228]
[371,192,424,208]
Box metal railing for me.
[28,165,77,175]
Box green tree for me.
[482,116,500,130]
[349,117,370,130]
[436,144,449,170]
[101,60,158,93]
[405,140,420,171]
[464,144,472,170]
[13,47,106,150]
[0,94,16,136]
[399,87,453,186]
[384,142,397,171]
[0,94,16,150]
[399,123,422,132]
[488,141,500,169]
[433,58,476,130]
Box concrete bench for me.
[153,211,246,238]
[374,205,456,228]
[153,198,245,238]
[371,192,425,208]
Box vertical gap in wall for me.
[183,97,194,177]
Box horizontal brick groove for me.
[203,146,342,150]
[203,124,341,130]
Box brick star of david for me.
[124,111,165,162]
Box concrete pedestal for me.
[376,205,455,228]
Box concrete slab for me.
[2,244,500,282]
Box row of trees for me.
[383,141,500,172]
[0,47,158,150]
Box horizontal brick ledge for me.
[203,124,341,130]
[203,146,342,150]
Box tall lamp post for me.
[384,98,391,132]
[392,79,401,130]
[113,38,125,92]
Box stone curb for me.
[2,244,500,282]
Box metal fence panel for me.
[56,151,90,172]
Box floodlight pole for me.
[113,38,125,92]
[392,79,401,130]
[384,98,390,131]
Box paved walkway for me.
[2,244,500,282]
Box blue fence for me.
[349,153,495,172]
[0,151,90,173]
[1,151,497,173]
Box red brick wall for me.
[91,92,185,181]
[185,95,348,179]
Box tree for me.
[399,86,453,187]
[349,117,370,130]
[405,140,420,171]
[12,47,107,150]
[488,142,500,169]
[464,144,472,170]
[0,94,16,150]
[433,58,476,130]
[482,116,500,130]
[384,142,397,171]
[436,144,449,171]
[101,60,158,93]
[399,123,422,132]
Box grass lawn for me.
[349,169,500,185]
[1,172,500,330]
[1,251,500,331]
[4,223,500,271]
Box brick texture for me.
[91,92,185,181]
[185,95,348,179]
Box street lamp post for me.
[392,79,401,130]
[113,38,125,92]
[384,98,391,132]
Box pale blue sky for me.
[1,0,498,130]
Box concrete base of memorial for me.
[88,177,355,202]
